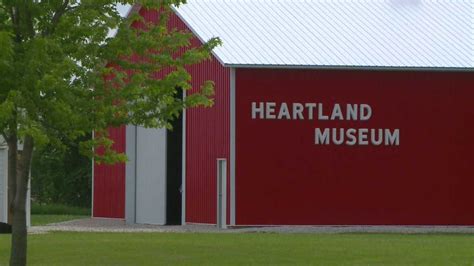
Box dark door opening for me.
[166,97,183,225]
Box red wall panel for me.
[170,20,230,225]
[93,126,126,218]
[236,68,474,225]
[185,62,230,224]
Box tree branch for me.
[10,6,21,43]
[24,4,35,39]
[43,0,69,37]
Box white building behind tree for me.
[0,136,7,224]
[0,137,31,226]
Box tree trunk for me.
[7,135,17,225]
[9,136,34,266]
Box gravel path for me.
[28,218,474,234]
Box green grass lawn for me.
[1,232,474,265]
[31,215,88,226]
[29,203,90,225]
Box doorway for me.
[166,110,183,225]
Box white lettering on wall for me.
[305,103,317,120]
[266,102,276,119]
[371,129,383,146]
[315,128,330,145]
[318,103,329,120]
[277,103,291,119]
[347,104,358,121]
[293,103,304,120]
[330,104,344,120]
[251,101,400,147]
[345,128,357,146]
[252,102,264,119]
[332,128,344,145]
[385,129,400,146]
[313,128,400,146]
[358,128,369,145]
[360,104,372,121]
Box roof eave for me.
[224,64,474,72]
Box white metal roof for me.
[174,0,474,69]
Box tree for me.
[31,135,92,208]
[0,1,220,265]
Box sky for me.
[117,4,132,17]
[107,4,132,37]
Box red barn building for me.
[93,1,474,227]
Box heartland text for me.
[251,102,400,146]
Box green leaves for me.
[0,31,13,67]
[0,0,220,164]
[0,31,14,108]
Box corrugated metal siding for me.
[175,14,230,225]
[137,9,231,224]
[235,68,474,225]
[185,60,230,224]
[174,0,474,68]
[93,126,126,218]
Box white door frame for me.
[216,159,227,229]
